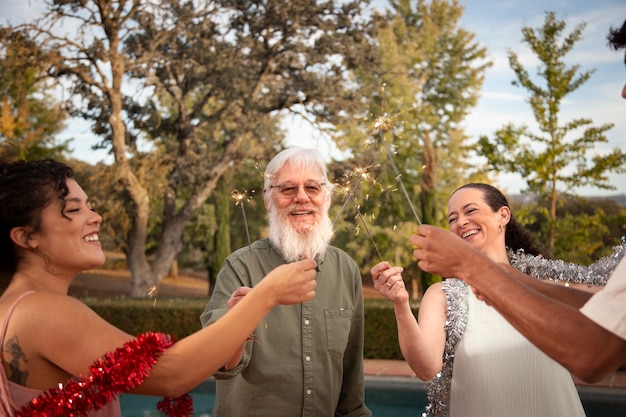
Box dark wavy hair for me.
[452,183,545,256]
[607,19,626,51]
[0,159,74,286]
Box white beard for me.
[268,206,333,263]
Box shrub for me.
[83,297,412,359]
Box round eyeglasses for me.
[270,182,325,198]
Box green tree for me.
[334,0,491,297]
[477,11,626,256]
[514,194,626,264]
[0,30,68,160]
[10,0,378,296]
[180,148,284,296]
[212,179,233,294]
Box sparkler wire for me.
[314,173,365,261]
[240,201,252,251]
[332,175,364,227]
[349,195,384,262]
[377,130,422,225]
[232,190,253,253]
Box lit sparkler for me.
[232,189,253,252]
[148,286,159,307]
[373,115,422,226]
[349,195,384,262]
[331,171,365,227]
[316,165,383,262]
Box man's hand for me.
[410,224,481,282]
[227,286,253,310]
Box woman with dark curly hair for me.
[0,158,317,416]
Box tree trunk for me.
[125,188,154,297]
[169,259,178,279]
[106,39,157,297]
[126,141,240,296]
[548,182,558,258]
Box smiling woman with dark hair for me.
[0,158,317,416]
[370,183,621,417]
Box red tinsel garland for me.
[16,332,193,417]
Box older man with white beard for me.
[200,147,372,417]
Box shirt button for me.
[304,319,310,325]
[306,389,312,395]
[305,356,311,362]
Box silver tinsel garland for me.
[509,238,626,286]
[422,278,468,417]
[422,239,626,417]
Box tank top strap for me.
[0,291,37,416]
[0,292,37,346]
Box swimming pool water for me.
[119,377,626,416]
[363,377,427,416]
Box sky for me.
[452,0,626,197]
[2,0,626,196]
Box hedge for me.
[83,297,416,360]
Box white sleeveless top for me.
[449,290,586,417]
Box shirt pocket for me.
[325,308,354,356]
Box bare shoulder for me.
[2,292,133,379]
[419,282,446,316]
[4,292,129,350]
[0,292,133,387]
[5,291,92,322]
[423,281,444,300]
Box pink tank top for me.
[0,291,121,417]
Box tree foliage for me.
[477,11,626,256]
[6,2,623,297]
[514,194,626,265]
[8,0,379,296]
[0,29,68,160]
[332,0,491,296]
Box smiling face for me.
[267,162,328,233]
[27,178,105,275]
[447,186,510,262]
[265,161,333,262]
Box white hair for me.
[263,147,335,261]
[263,147,333,211]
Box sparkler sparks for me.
[319,165,383,262]
[349,195,384,262]
[329,165,381,234]
[148,286,159,307]
[332,172,364,227]
[374,116,422,226]
[232,189,253,252]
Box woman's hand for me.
[261,259,318,306]
[370,261,408,304]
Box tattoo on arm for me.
[3,335,29,385]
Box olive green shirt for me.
[200,238,371,417]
